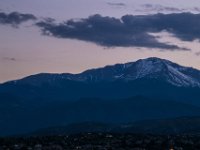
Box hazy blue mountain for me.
[2,96,200,136]
[1,57,200,136]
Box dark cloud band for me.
[37,13,198,50]
[1,11,199,51]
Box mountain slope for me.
[1,96,200,136]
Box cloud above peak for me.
[36,13,200,50]
[2,11,199,51]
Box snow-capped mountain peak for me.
[5,57,200,88]
[74,57,200,87]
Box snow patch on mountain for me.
[166,64,200,87]
[134,58,165,78]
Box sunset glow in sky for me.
[1,0,200,83]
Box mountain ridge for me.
[3,57,200,88]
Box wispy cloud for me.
[2,57,17,62]
[107,2,126,7]
[140,4,183,12]
[137,4,200,14]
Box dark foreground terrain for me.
[1,133,200,150]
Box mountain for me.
[1,57,200,136]
[1,57,200,103]
[4,57,200,87]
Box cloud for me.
[0,11,36,26]
[36,14,194,50]
[121,13,200,42]
[140,4,183,12]
[138,4,200,14]
[195,52,200,56]
[107,2,126,7]
[2,57,17,61]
